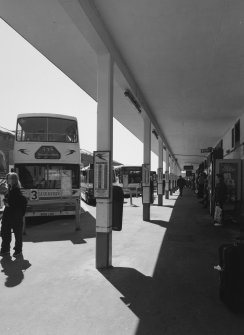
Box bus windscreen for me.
[16,117,78,143]
[16,164,80,189]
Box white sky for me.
[0,19,159,170]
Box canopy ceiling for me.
[1,0,244,169]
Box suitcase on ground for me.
[218,243,244,312]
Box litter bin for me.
[112,186,124,231]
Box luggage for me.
[218,242,244,312]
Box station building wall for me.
[217,112,244,203]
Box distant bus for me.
[14,113,80,217]
[114,165,142,196]
[80,164,117,204]
[80,164,95,204]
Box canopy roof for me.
[2,0,244,169]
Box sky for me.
[0,19,159,170]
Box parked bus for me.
[14,113,80,217]
[80,164,117,204]
[114,165,142,196]
[80,164,95,204]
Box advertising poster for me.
[142,164,150,186]
[94,151,111,198]
[215,159,241,209]
[61,170,72,197]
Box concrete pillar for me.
[143,115,151,221]
[157,138,163,206]
[96,53,113,269]
[165,148,169,199]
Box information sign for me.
[157,168,163,183]
[142,164,150,186]
[215,159,241,206]
[183,165,193,171]
[94,151,111,198]
[200,147,213,153]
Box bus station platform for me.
[0,190,243,335]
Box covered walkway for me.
[106,190,244,334]
[0,191,243,334]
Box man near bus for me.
[0,173,27,257]
[177,176,186,198]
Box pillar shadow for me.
[0,254,31,287]
[101,189,244,334]
[149,219,169,229]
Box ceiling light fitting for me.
[124,90,142,114]
[152,129,158,139]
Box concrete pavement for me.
[0,190,243,334]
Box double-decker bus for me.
[14,113,80,217]
[114,165,142,196]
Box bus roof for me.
[17,113,78,121]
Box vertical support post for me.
[130,189,133,206]
[165,148,170,199]
[158,138,163,206]
[96,53,113,269]
[143,115,151,221]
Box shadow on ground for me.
[23,211,96,244]
[0,254,31,287]
[101,190,244,335]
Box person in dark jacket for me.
[0,172,27,257]
[177,176,186,197]
[215,174,227,209]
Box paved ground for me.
[0,190,243,334]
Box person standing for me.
[177,176,186,197]
[215,174,227,209]
[0,173,27,257]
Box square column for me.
[96,53,113,269]
[165,148,169,199]
[157,138,163,206]
[143,115,151,221]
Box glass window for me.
[16,117,78,143]
[17,118,47,142]
[235,120,240,146]
[16,164,80,189]
[48,118,78,143]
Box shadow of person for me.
[1,254,31,287]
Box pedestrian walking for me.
[177,176,186,197]
[0,172,27,257]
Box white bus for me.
[14,113,80,217]
[114,165,142,196]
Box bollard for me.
[75,198,81,231]
[130,189,133,206]
[136,187,138,198]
